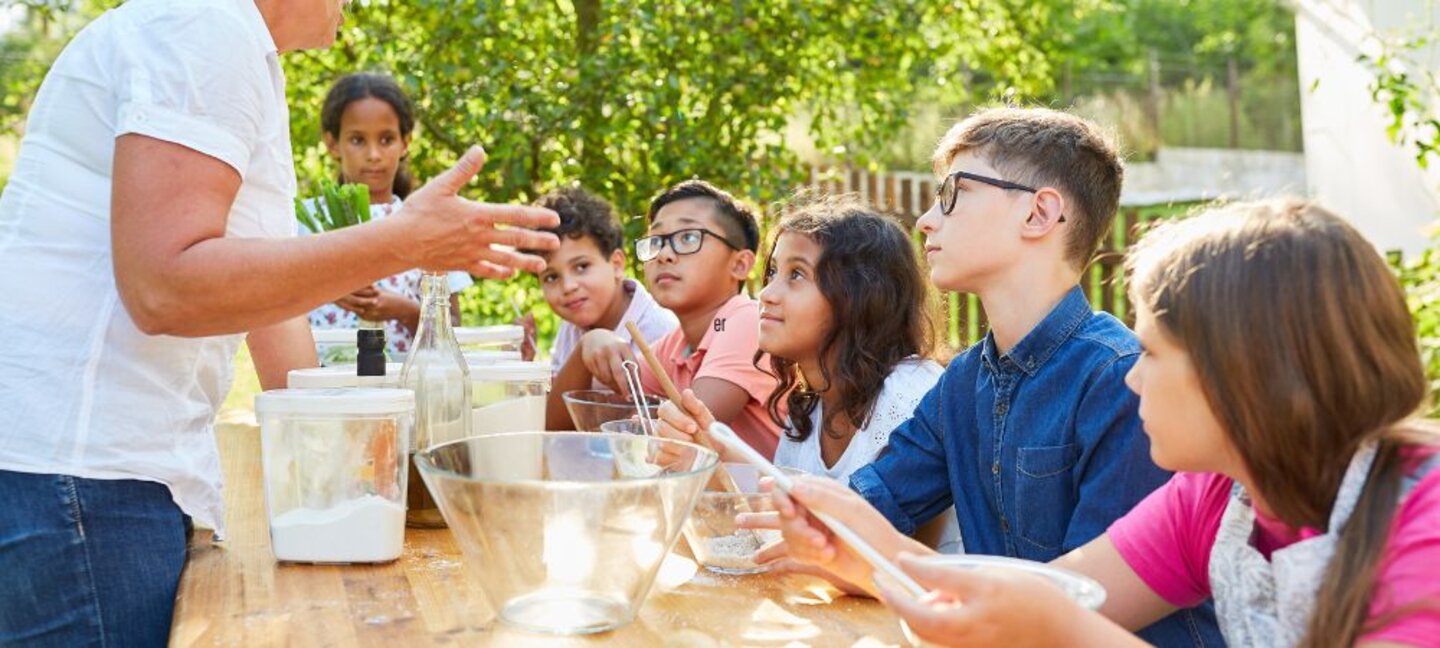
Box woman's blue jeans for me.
[0,470,190,647]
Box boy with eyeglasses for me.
[546,180,782,457]
[747,108,1222,646]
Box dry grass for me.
[217,345,261,426]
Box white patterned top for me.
[775,358,942,480]
[775,358,964,552]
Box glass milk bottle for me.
[399,272,472,528]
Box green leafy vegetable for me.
[295,181,371,232]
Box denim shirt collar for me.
[981,285,1092,376]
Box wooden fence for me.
[802,165,1193,349]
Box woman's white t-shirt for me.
[0,0,294,535]
[774,358,963,552]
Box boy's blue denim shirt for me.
[850,286,1222,647]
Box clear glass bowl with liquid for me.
[561,389,664,432]
[415,432,718,635]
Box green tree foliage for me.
[1360,34,1439,170]
[1044,0,1295,80]
[874,0,1303,169]
[1363,32,1440,415]
[1399,248,1440,417]
[2,1,1052,347]
[1072,0,1300,154]
[284,1,1050,211]
[276,1,1050,336]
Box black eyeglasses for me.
[936,170,1064,222]
[635,228,740,262]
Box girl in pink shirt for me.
[783,200,1440,647]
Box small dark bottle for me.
[356,326,387,384]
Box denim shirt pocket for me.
[1014,443,1081,552]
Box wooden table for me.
[170,424,906,647]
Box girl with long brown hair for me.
[655,195,961,551]
[768,199,1440,647]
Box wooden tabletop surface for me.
[170,424,907,647]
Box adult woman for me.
[0,1,558,644]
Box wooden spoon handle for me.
[626,322,684,404]
[625,321,743,496]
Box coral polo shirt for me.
[639,294,782,459]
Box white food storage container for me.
[287,363,404,389]
[469,361,550,436]
[256,388,414,563]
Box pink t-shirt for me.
[1109,449,1440,645]
[638,294,782,459]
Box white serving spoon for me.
[706,421,928,598]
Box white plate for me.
[899,554,1107,647]
[310,328,357,345]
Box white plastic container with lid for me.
[463,350,521,364]
[454,325,524,358]
[464,361,550,481]
[310,328,358,345]
[287,363,404,389]
[469,360,550,436]
[255,388,414,563]
[310,328,362,366]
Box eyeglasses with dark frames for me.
[634,228,741,262]
[935,170,1065,222]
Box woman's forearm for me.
[111,135,556,339]
[110,135,419,337]
[131,221,417,337]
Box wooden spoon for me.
[625,322,746,497]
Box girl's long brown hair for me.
[1126,199,1434,647]
[758,196,941,442]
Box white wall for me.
[1295,0,1440,256]
[1121,147,1309,206]
[0,6,23,36]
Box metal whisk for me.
[620,360,656,435]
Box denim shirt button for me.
[991,462,1000,475]
[1000,517,1010,533]
[995,401,1009,416]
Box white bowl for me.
[899,554,1106,647]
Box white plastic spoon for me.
[706,421,928,599]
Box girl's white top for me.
[0,0,294,536]
[774,358,963,553]
[775,358,939,479]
